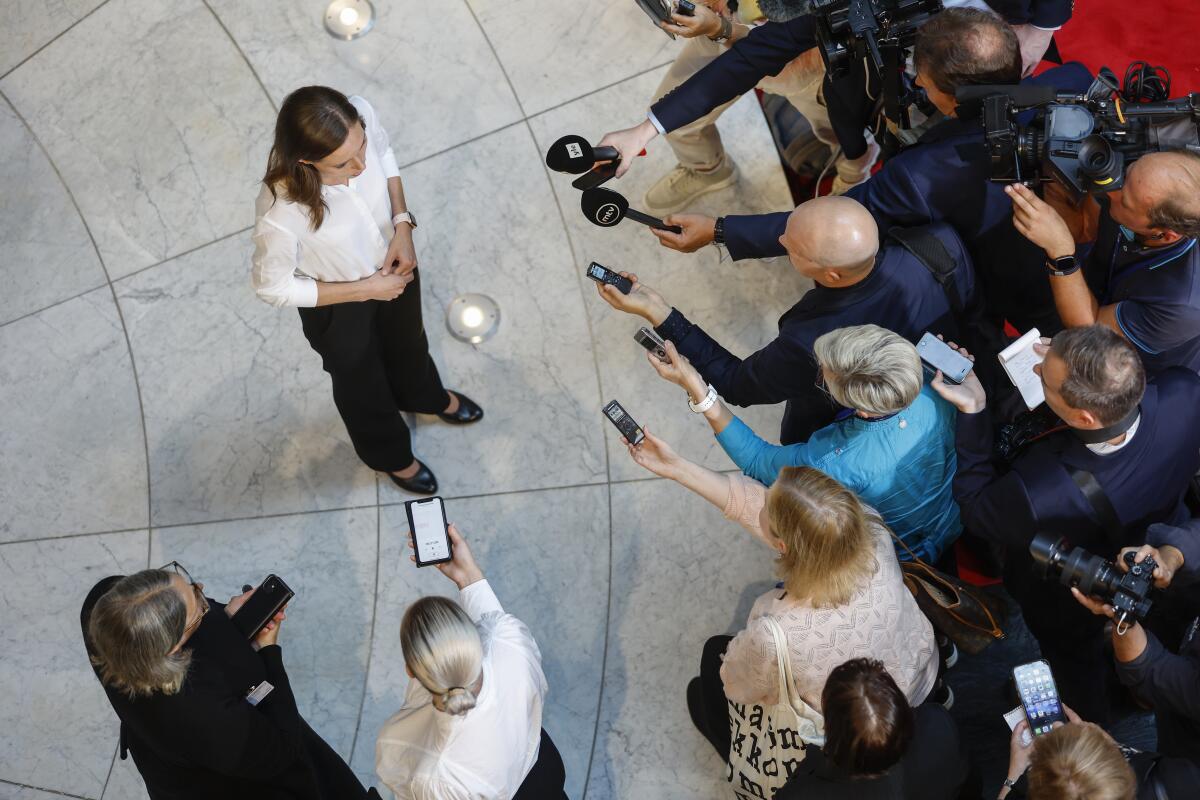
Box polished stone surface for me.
[0,8,800,798]
[0,99,106,324]
[0,0,105,76]
[0,0,275,278]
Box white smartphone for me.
[1013,659,1067,737]
[405,496,452,567]
[917,332,974,384]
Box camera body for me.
[1030,534,1157,626]
[970,82,1200,198]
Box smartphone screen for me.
[407,497,451,566]
[917,332,973,384]
[1014,659,1067,736]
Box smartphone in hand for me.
[231,575,295,640]
[917,332,974,384]
[406,496,452,567]
[1014,659,1067,737]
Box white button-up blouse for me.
[251,95,401,308]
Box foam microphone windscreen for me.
[580,187,629,227]
[547,135,598,174]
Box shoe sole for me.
[643,166,739,217]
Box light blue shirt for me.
[716,383,962,561]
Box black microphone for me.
[580,187,683,234]
[545,134,620,174]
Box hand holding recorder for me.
[591,267,672,326]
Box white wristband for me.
[689,384,718,413]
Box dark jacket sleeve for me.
[952,408,1039,548]
[1115,632,1200,723]
[650,17,817,132]
[1146,519,1200,588]
[847,153,934,233]
[655,308,818,408]
[724,211,790,261]
[985,0,1073,27]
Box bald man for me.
[597,196,979,443]
[1008,149,1200,374]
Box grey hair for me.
[1050,325,1145,425]
[87,570,192,698]
[757,0,816,22]
[814,325,923,416]
[401,596,483,717]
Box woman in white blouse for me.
[252,86,482,495]
[624,423,939,766]
[376,525,567,800]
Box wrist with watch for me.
[708,14,734,43]
[392,211,418,229]
[689,383,719,413]
[1045,253,1079,276]
[713,216,726,246]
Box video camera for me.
[957,65,1200,198]
[809,0,943,126]
[1030,534,1157,628]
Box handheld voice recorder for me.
[602,400,645,446]
[586,262,633,294]
[634,327,669,362]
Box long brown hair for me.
[262,86,361,230]
[767,467,878,607]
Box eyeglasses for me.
[159,561,209,644]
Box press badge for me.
[245,681,274,706]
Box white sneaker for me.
[643,159,739,216]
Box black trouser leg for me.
[693,635,733,760]
[300,300,417,472]
[374,268,448,414]
[512,729,569,800]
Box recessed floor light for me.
[324,0,375,40]
[446,294,500,345]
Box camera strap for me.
[887,226,963,317]
[1069,468,1125,545]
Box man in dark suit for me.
[931,325,1200,722]
[595,196,978,444]
[597,1,1073,188]
[651,10,1093,333]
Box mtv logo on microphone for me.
[595,203,620,226]
[566,142,584,160]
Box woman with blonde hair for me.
[80,564,368,799]
[644,324,961,563]
[375,525,567,800]
[1000,708,1136,800]
[624,431,938,769]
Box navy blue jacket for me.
[952,369,1200,556]
[654,223,976,444]
[722,62,1094,333]
[650,3,1074,136]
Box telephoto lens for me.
[1029,534,1156,627]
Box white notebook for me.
[999,328,1046,409]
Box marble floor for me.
[0,2,811,799]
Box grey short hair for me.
[1050,326,1145,424]
[814,325,923,416]
[87,570,192,698]
[401,596,483,716]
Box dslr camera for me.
[958,66,1200,198]
[808,0,943,126]
[1030,534,1157,628]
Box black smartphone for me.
[1013,659,1067,737]
[634,326,668,362]
[917,332,974,385]
[677,0,697,15]
[405,496,452,567]
[603,400,644,445]
[586,262,633,294]
[571,159,619,191]
[231,574,295,640]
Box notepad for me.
[999,328,1046,410]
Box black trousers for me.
[513,728,569,800]
[298,269,447,472]
[693,635,734,761]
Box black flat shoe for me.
[388,461,438,495]
[437,391,484,425]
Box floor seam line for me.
[113,225,255,285]
[0,0,116,83]
[0,776,98,800]
[0,88,154,542]
[347,483,383,768]
[0,282,110,331]
[200,0,278,114]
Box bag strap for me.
[762,616,825,734]
[887,226,964,318]
[887,528,1005,639]
[1069,467,1124,544]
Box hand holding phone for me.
[230,575,295,641]
[1013,659,1067,737]
[406,497,453,567]
[917,332,974,384]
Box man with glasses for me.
[595,196,979,444]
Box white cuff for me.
[646,109,666,136]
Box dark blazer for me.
[655,223,976,444]
[776,704,971,800]
[81,576,367,800]
[723,62,1094,333]
[649,3,1075,137]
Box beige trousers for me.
[651,36,836,172]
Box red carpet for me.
[1050,0,1200,94]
